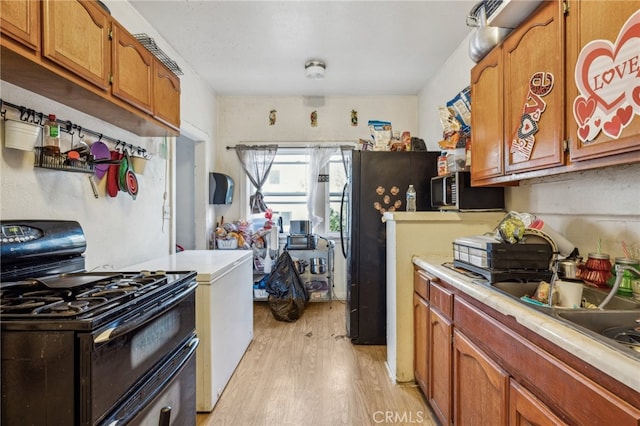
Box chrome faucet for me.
[547,260,559,307]
[598,264,640,309]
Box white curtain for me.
[235,144,278,213]
[306,146,339,230]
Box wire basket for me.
[133,34,183,76]
[217,239,238,250]
[34,147,95,174]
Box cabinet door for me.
[471,45,504,183]
[413,293,429,396]
[111,22,153,114]
[0,0,40,52]
[153,60,181,129]
[453,329,509,426]
[510,379,567,426]
[503,0,565,173]
[567,1,640,161]
[42,0,111,91]
[428,306,452,426]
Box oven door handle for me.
[93,281,197,345]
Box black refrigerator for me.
[341,150,440,344]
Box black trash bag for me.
[265,251,309,322]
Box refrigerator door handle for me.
[339,182,348,258]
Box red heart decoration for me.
[633,86,640,107]
[616,105,633,126]
[517,115,538,139]
[594,118,601,127]
[578,124,591,141]
[574,96,596,126]
[603,115,623,138]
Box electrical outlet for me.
[163,205,171,219]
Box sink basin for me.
[554,310,640,334]
[488,281,640,310]
[483,280,640,359]
[553,310,640,359]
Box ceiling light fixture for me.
[305,60,326,79]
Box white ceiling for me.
[128,0,480,96]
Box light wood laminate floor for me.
[196,301,435,426]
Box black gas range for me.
[1,221,198,426]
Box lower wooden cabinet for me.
[453,329,509,426]
[509,380,567,426]
[413,292,429,395]
[413,266,640,425]
[429,306,452,426]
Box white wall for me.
[417,35,640,261]
[216,95,419,223]
[0,1,218,270]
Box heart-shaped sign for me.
[575,12,640,113]
[573,96,597,126]
[517,115,539,140]
[578,124,591,141]
[603,115,623,138]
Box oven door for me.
[100,335,199,426]
[82,281,197,425]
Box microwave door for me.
[443,175,453,205]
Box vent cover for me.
[482,0,504,19]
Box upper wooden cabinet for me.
[566,0,640,161]
[471,45,504,182]
[0,0,180,136]
[42,0,111,91]
[471,0,563,185]
[111,21,154,114]
[471,0,640,186]
[502,0,565,174]
[153,60,181,127]
[0,0,40,53]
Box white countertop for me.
[383,210,506,223]
[413,256,640,394]
[123,250,253,283]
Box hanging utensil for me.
[90,140,111,179]
[119,151,138,199]
[88,175,99,198]
[106,150,122,197]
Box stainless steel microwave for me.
[430,171,504,211]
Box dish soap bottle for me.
[43,114,60,156]
[406,184,416,212]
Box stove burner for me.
[32,297,109,316]
[0,296,63,312]
[0,272,174,318]
[24,289,73,298]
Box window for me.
[253,147,347,235]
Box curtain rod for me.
[226,143,355,150]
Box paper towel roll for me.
[269,227,278,248]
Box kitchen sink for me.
[553,310,640,334]
[483,279,640,359]
[488,280,640,311]
[553,309,640,359]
